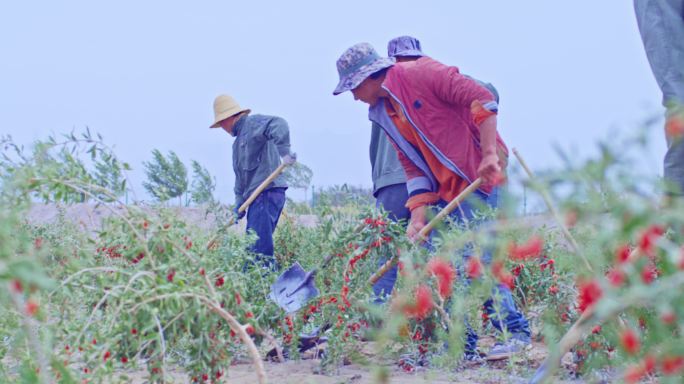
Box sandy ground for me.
[115,338,583,384]
[120,358,548,383]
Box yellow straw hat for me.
[210,94,251,128]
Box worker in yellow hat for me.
[210,94,296,271]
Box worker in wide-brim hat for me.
[334,41,530,363]
[211,94,296,271]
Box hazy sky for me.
[0,1,666,203]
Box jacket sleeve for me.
[431,64,499,126]
[234,187,245,210]
[369,122,381,170]
[232,154,245,209]
[263,117,292,157]
[393,140,439,210]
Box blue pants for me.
[432,188,530,354]
[372,183,410,302]
[245,188,286,271]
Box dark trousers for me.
[372,183,410,302]
[431,188,530,353]
[245,188,286,271]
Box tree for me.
[314,184,374,208]
[190,160,216,205]
[93,152,128,202]
[142,149,188,205]
[282,162,313,202]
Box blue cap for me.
[387,36,425,58]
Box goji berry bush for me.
[2,128,684,384]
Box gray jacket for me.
[635,0,684,195]
[369,122,406,195]
[634,0,684,108]
[232,114,291,207]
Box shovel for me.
[269,253,336,313]
[267,179,483,360]
[268,223,372,313]
[271,178,483,313]
[204,162,291,250]
[269,223,365,313]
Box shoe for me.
[458,350,486,368]
[397,351,430,373]
[485,338,530,361]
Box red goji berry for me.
[662,355,684,376]
[620,328,640,355]
[577,279,602,313]
[25,299,39,316]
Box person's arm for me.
[263,117,292,157]
[476,114,501,185]
[393,144,439,241]
[369,123,381,172]
[432,64,501,184]
[233,169,246,219]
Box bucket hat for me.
[210,94,250,128]
[387,35,425,58]
[333,43,395,95]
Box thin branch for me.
[75,289,114,344]
[132,310,187,362]
[127,291,267,384]
[154,314,167,374]
[31,177,151,259]
[106,271,157,333]
[49,267,129,297]
[170,240,198,263]
[195,295,267,384]
[257,326,285,363]
[512,148,593,272]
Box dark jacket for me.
[232,114,291,207]
[369,122,406,195]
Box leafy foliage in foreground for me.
[3,126,684,384]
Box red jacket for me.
[372,57,508,207]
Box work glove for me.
[282,152,297,165]
[233,206,246,221]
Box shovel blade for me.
[270,262,319,313]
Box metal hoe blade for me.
[269,262,319,313]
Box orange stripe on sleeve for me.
[471,100,497,126]
[406,192,440,211]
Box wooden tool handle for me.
[238,163,289,213]
[368,178,483,285]
[417,178,482,239]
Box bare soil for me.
[118,338,583,384]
